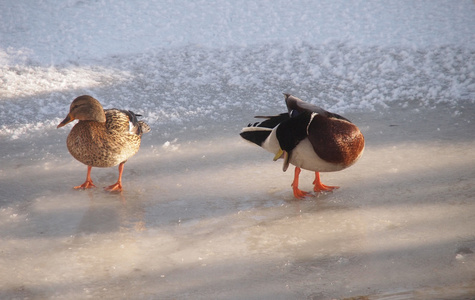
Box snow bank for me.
[1,43,474,141]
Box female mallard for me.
[57,95,150,192]
[240,94,364,199]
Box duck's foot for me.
[313,172,339,193]
[291,167,311,199]
[104,162,125,192]
[74,179,96,189]
[292,186,310,199]
[104,181,122,192]
[313,183,339,192]
[74,165,96,189]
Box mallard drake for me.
[57,95,150,192]
[240,94,364,199]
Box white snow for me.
[1,0,475,299]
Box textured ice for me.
[2,43,474,142]
[1,0,475,299]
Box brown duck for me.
[57,95,150,191]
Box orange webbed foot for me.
[74,166,96,189]
[292,186,310,199]
[313,172,339,193]
[291,167,312,199]
[74,180,96,189]
[313,182,339,192]
[104,162,125,192]
[104,182,122,192]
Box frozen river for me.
[1,103,475,299]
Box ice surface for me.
[1,0,475,299]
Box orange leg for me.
[74,165,96,189]
[291,167,309,199]
[104,162,124,192]
[313,172,339,192]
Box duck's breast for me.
[67,120,141,168]
[290,138,346,172]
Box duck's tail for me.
[138,121,151,134]
[240,126,273,147]
[123,110,151,135]
[240,113,289,147]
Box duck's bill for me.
[57,114,74,128]
[274,149,290,172]
[282,151,290,172]
[273,148,284,161]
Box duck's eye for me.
[71,103,83,111]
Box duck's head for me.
[57,95,106,128]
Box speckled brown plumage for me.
[66,109,142,168]
[57,95,150,191]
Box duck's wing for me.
[283,94,351,122]
[105,109,150,136]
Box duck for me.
[240,94,364,199]
[57,95,150,192]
